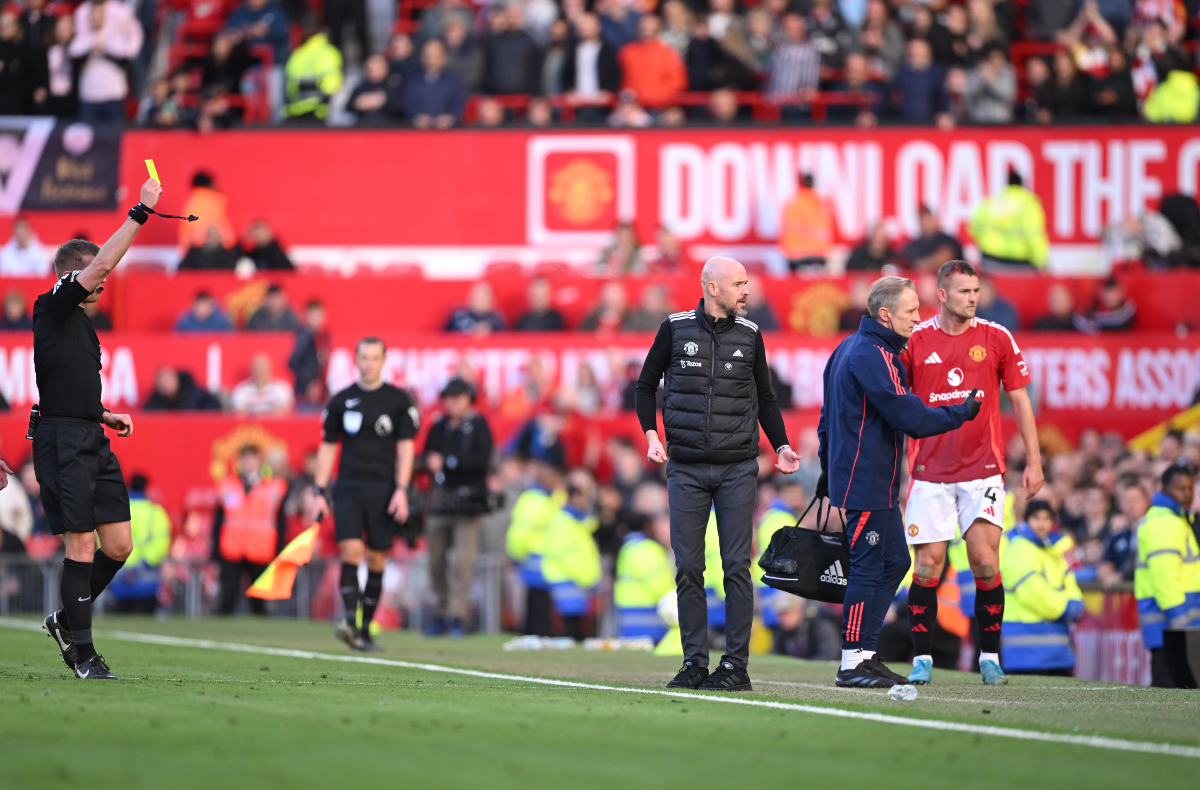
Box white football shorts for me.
[904,475,1005,545]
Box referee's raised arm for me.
[74,178,162,293]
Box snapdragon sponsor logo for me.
[929,389,984,404]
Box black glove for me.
[965,388,982,421]
[815,469,828,499]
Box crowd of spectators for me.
[0,0,1196,129]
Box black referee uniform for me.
[321,381,418,638]
[34,271,131,675]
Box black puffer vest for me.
[662,300,760,464]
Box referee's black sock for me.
[62,558,97,661]
[908,574,939,660]
[360,570,383,638]
[90,549,126,602]
[340,563,360,629]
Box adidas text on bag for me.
[820,560,848,586]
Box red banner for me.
[1,127,1198,252]
[3,268,1198,335]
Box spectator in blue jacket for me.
[175,291,233,332]
[818,275,978,688]
[404,38,466,129]
[223,0,290,65]
[888,38,949,124]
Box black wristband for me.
[128,203,149,225]
[313,485,326,498]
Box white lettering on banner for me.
[1043,141,1083,237]
[1128,140,1166,217]
[1023,347,1111,409]
[798,142,882,240]
[1082,141,1125,237]
[1179,138,1200,197]
[660,141,881,242]
[942,142,986,235]
[1113,348,1200,410]
[895,141,943,237]
[660,144,706,238]
[770,348,832,409]
[99,347,139,407]
[708,143,750,241]
[987,141,1034,196]
[0,346,36,405]
[206,342,222,392]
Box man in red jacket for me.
[618,15,686,109]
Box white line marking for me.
[2,617,1197,760]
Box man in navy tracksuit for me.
[818,276,981,688]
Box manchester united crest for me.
[684,342,698,356]
[969,345,987,362]
[908,524,919,537]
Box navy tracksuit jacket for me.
[818,316,973,650]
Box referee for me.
[40,178,163,680]
[636,257,799,692]
[309,337,418,651]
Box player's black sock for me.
[90,549,126,602]
[62,558,96,661]
[908,574,939,658]
[360,570,383,638]
[340,563,360,628]
[975,574,1004,654]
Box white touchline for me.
[2,617,1197,760]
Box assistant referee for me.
[309,337,418,651]
[636,257,800,692]
[39,178,163,680]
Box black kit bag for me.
[757,495,849,604]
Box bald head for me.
[701,256,749,319]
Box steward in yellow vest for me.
[106,474,172,612]
[542,470,602,640]
[969,171,1049,271]
[1135,463,1200,687]
[505,461,565,636]
[1000,501,1083,675]
[615,518,676,642]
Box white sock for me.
[980,652,1000,666]
[841,648,862,671]
[913,654,933,665]
[860,650,876,660]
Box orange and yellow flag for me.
[247,524,320,600]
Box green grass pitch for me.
[1,616,1198,790]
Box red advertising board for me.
[1,127,1198,252]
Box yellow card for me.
[145,159,159,183]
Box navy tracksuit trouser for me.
[842,506,910,651]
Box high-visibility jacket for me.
[217,476,286,565]
[778,187,834,260]
[1135,494,1200,649]
[615,531,675,641]
[614,532,675,609]
[506,486,562,588]
[704,510,724,599]
[541,506,601,591]
[1000,524,1082,671]
[946,536,974,615]
[285,32,344,119]
[754,501,796,587]
[1144,70,1199,124]
[127,494,171,569]
[969,185,1049,268]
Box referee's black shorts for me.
[32,418,131,535]
[333,479,396,551]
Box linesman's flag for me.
[247,523,320,600]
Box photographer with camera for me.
[422,377,494,637]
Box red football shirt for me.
[899,316,1032,483]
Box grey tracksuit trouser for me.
[665,457,759,670]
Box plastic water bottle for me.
[887,684,918,701]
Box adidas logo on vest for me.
[820,560,848,586]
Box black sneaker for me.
[43,611,77,670]
[860,657,911,685]
[698,661,753,692]
[835,664,898,688]
[666,661,709,689]
[74,654,117,680]
[335,622,364,650]
[357,635,384,653]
